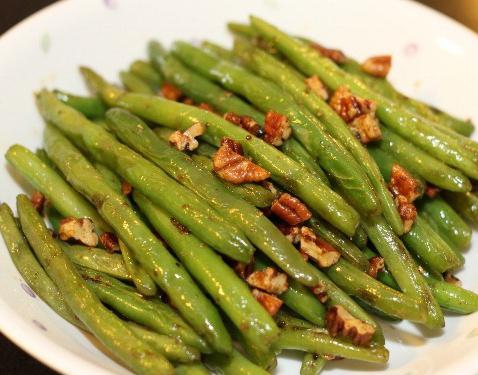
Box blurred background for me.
[0,0,477,374]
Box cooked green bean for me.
[53,89,105,118]
[93,162,122,194]
[202,40,236,60]
[120,71,155,95]
[130,59,163,90]
[352,225,369,249]
[443,191,478,225]
[300,353,327,375]
[205,349,269,375]
[174,363,210,375]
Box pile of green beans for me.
[1,16,478,375]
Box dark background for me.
[0,0,477,374]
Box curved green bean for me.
[443,191,478,225]
[53,89,105,119]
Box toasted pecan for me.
[305,75,328,100]
[311,282,328,303]
[169,122,205,152]
[120,181,133,196]
[213,137,270,184]
[160,82,183,101]
[271,193,311,226]
[367,256,385,279]
[251,288,283,316]
[276,223,301,244]
[30,191,46,213]
[197,102,215,113]
[388,164,421,202]
[443,271,462,286]
[425,184,440,199]
[59,217,98,247]
[300,227,341,267]
[223,112,262,136]
[99,232,120,252]
[309,42,346,64]
[326,305,375,346]
[234,260,255,280]
[264,111,292,146]
[246,267,288,295]
[362,55,392,78]
[394,195,417,233]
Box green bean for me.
[275,309,315,330]
[118,240,157,296]
[5,145,110,232]
[363,215,444,328]
[35,148,58,170]
[16,195,173,375]
[300,353,327,375]
[130,59,163,90]
[228,22,257,38]
[352,225,369,249]
[275,328,389,363]
[0,203,84,328]
[402,216,464,273]
[250,17,478,178]
[233,39,403,235]
[205,349,269,375]
[61,244,131,280]
[37,90,254,264]
[308,217,369,271]
[172,42,380,217]
[93,162,122,194]
[202,41,236,60]
[419,211,457,252]
[354,298,402,322]
[41,122,231,353]
[127,322,199,363]
[53,89,105,118]
[133,192,280,352]
[377,127,470,192]
[443,191,478,225]
[326,258,423,321]
[419,197,472,249]
[426,278,478,314]
[174,363,210,375]
[362,248,400,290]
[120,71,155,95]
[107,107,317,286]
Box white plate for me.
[1,0,478,374]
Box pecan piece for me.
[213,137,271,184]
[99,232,120,252]
[388,164,421,202]
[234,261,254,280]
[276,223,300,244]
[264,111,292,146]
[309,42,346,64]
[425,184,440,199]
[311,281,328,303]
[305,75,328,100]
[59,217,98,247]
[251,288,283,316]
[443,271,462,286]
[169,122,205,152]
[246,267,288,295]
[300,227,341,267]
[271,193,311,225]
[224,112,261,136]
[362,55,392,78]
[326,305,375,346]
[329,86,381,144]
[198,102,215,113]
[30,191,46,213]
[394,195,417,233]
[160,82,183,101]
[367,256,385,279]
[121,180,133,196]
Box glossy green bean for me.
[94,162,122,194]
[174,363,210,375]
[351,225,369,249]
[130,59,163,90]
[120,71,155,95]
[443,191,478,225]
[53,89,105,118]
[202,40,236,60]
[300,353,327,375]
[205,349,269,375]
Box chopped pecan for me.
[276,223,301,244]
[271,193,311,225]
[367,256,385,279]
[160,82,183,101]
[394,195,417,233]
[169,123,205,152]
[99,232,120,252]
[251,288,283,316]
[300,227,341,267]
[59,217,98,247]
[425,184,440,198]
[198,102,215,113]
[311,282,328,303]
[234,261,254,280]
[121,181,133,196]
[443,271,462,286]
[305,75,328,100]
[326,305,375,346]
[388,164,421,202]
[30,191,46,213]
[361,55,392,78]
[264,111,292,146]
[213,137,271,184]
[329,86,381,144]
[224,112,262,136]
[309,42,346,64]
[246,267,288,295]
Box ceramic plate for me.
[1,0,477,374]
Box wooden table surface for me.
[0,0,477,374]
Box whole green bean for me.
[301,353,327,375]
[5,145,110,232]
[172,41,380,217]
[275,328,389,363]
[133,191,280,352]
[16,195,173,375]
[37,90,254,264]
[118,240,157,296]
[443,191,478,225]
[250,17,478,178]
[275,309,315,330]
[402,216,463,273]
[191,154,275,208]
[419,197,472,249]
[53,89,105,118]
[130,59,163,90]
[202,40,236,60]
[419,211,457,252]
[205,349,269,375]
[234,39,404,235]
[94,162,122,194]
[174,363,210,375]
[41,123,231,353]
[0,203,83,328]
[127,323,200,363]
[351,225,369,249]
[426,278,478,314]
[61,244,131,280]
[120,71,155,95]
[107,107,318,286]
